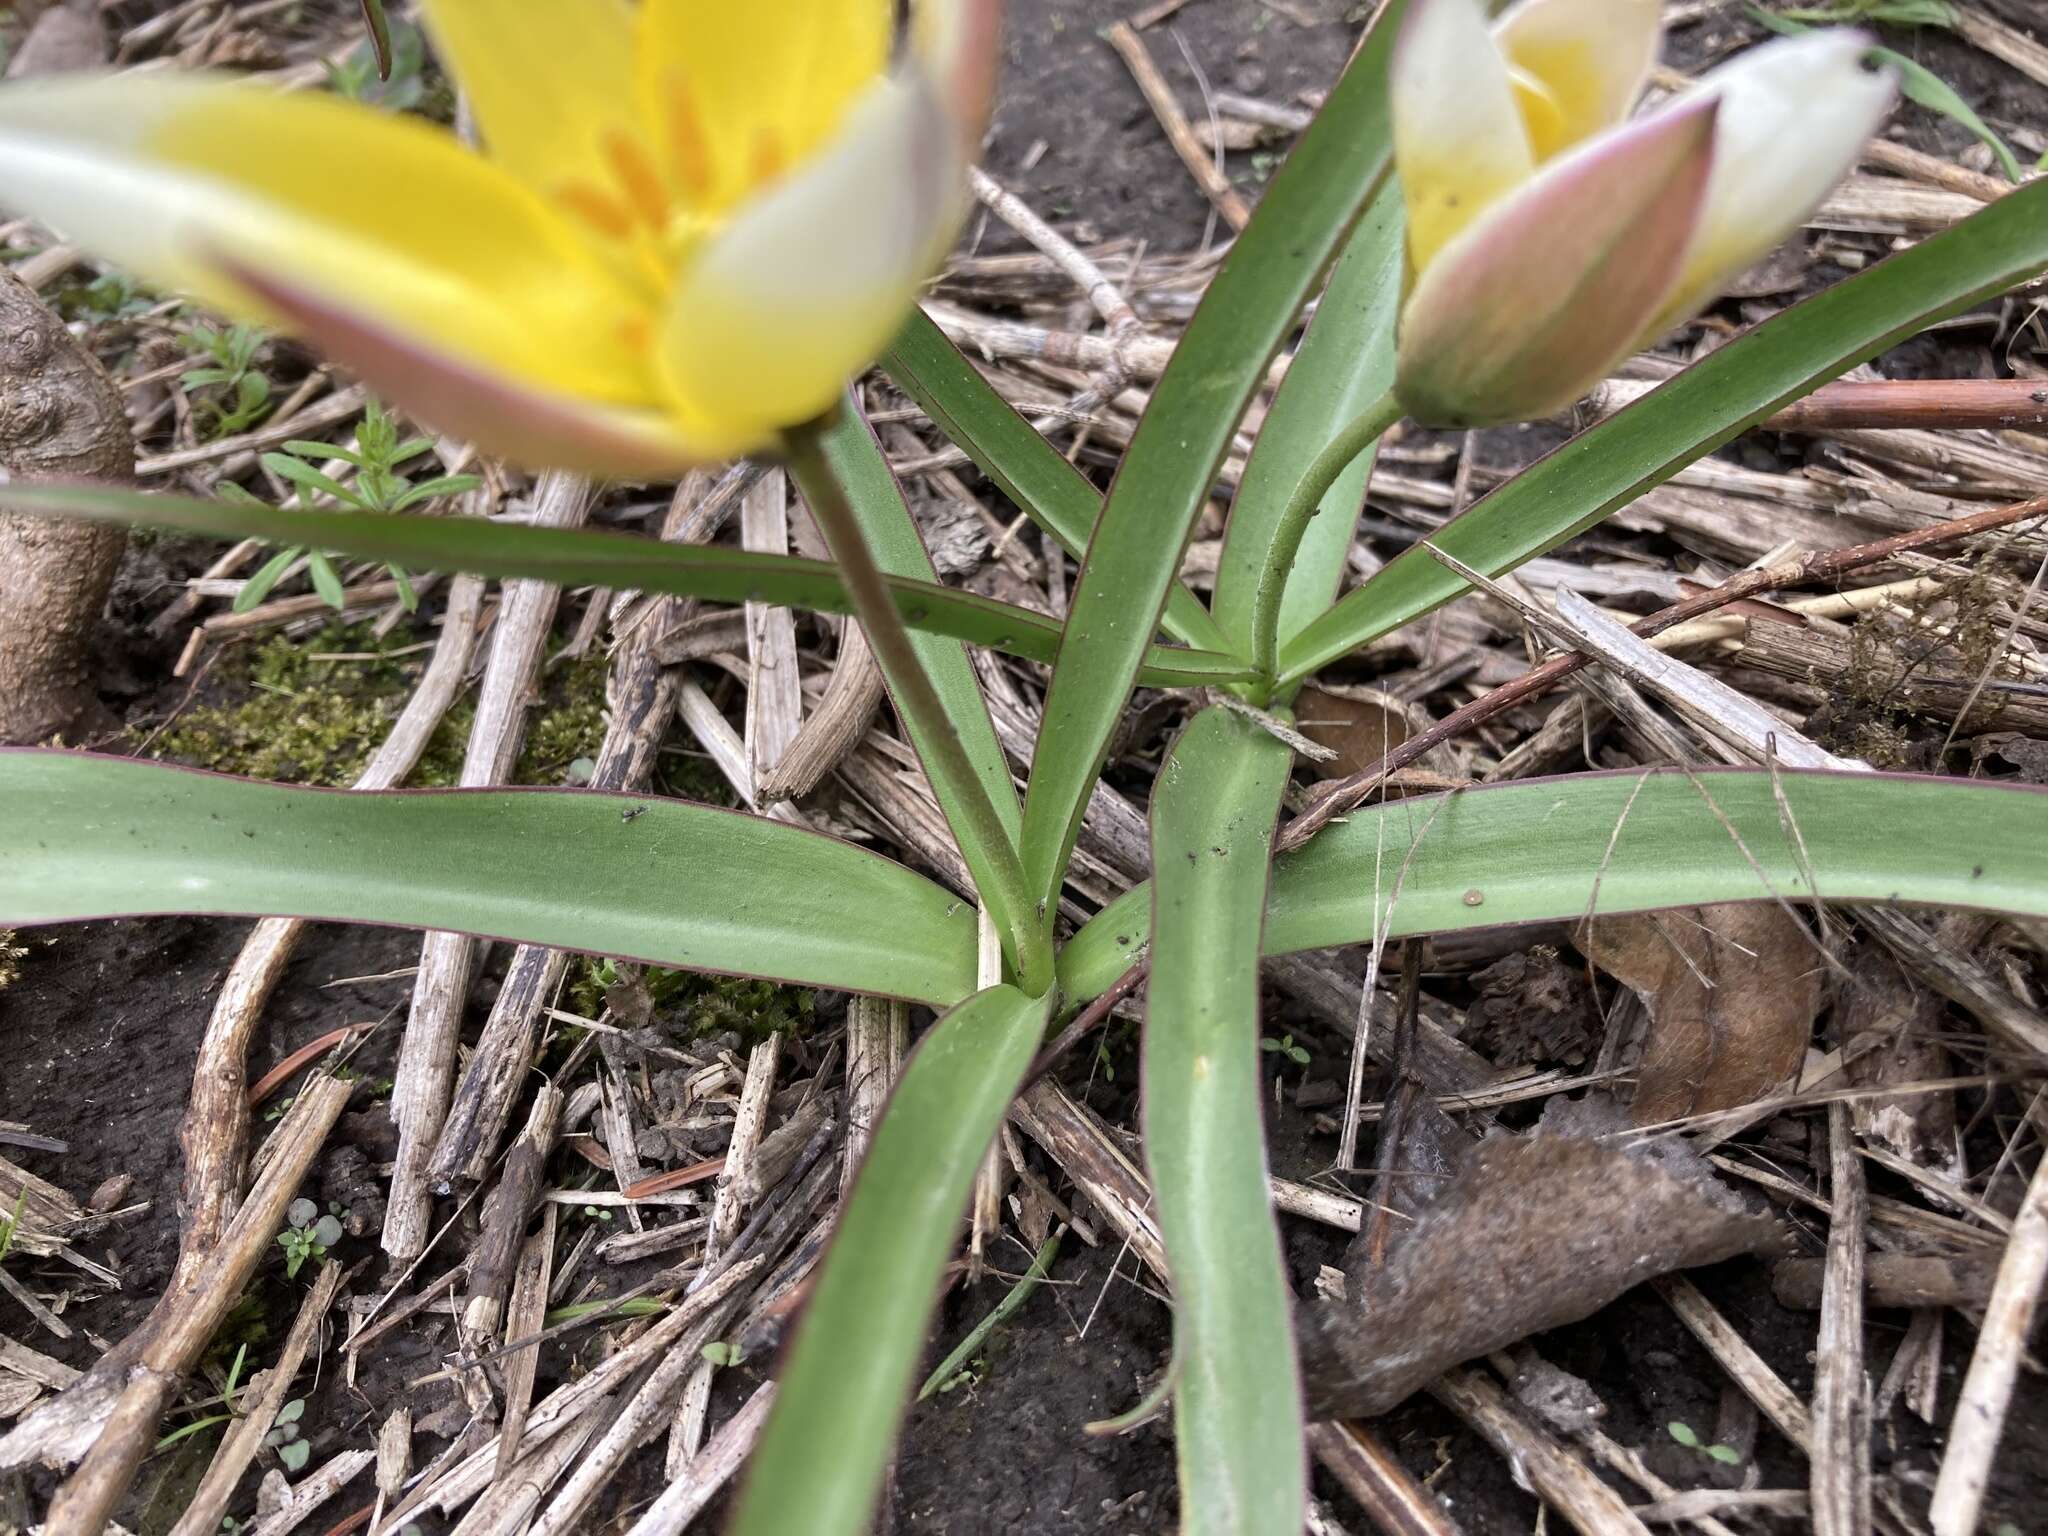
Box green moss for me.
[151,621,450,786]
[144,622,624,789]
[515,650,609,785]
[567,958,814,1045]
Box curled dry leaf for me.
[1299,1098,1784,1419]
[1579,903,1823,1126]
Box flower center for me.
[546,69,797,344]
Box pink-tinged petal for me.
[1649,30,1895,335]
[0,74,649,404]
[1494,0,1661,159]
[230,260,753,478]
[1394,0,1536,274]
[914,0,1004,151]
[1397,97,1718,428]
[658,72,962,441]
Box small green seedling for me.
[0,1187,30,1265]
[276,1197,343,1279]
[264,1397,309,1473]
[1667,1420,1743,1465]
[235,400,481,614]
[701,1340,744,1368]
[182,322,274,438]
[156,1343,251,1452]
[1260,1034,1311,1067]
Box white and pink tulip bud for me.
[1392,0,1896,428]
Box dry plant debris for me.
[0,0,2045,1531]
[1582,904,1827,1126]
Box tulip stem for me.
[781,409,1054,999]
[1248,388,1406,696]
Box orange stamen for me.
[555,179,635,242]
[663,68,714,203]
[603,130,671,231]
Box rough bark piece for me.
[0,269,134,744]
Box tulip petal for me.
[1651,31,1894,334]
[0,74,651,404]
[636,0,892,217]
[1394,0,1536,274]
[658,72,961,441]
[1397,98,1718,428]
[1495,0,1660,160]
[416,0,637,201]
[229,260,750,477]
[914,0,1004,150]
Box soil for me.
[4,0,2048,1532]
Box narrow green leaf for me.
[1017,0,1409,910]
[233,546,299,613]
[1211,181,1405,673]
[0,752,979,1006]
[882,307,1228,652]
[261,453,360,509]
[284,439,366,467]
[389,474,482,509]
[305,549,346,609]
[0,482,1251,689]
[1058,767,2048,1004]
[357,0,393,79]
[1880,47,2022,181]
[1278,180,2048,686]
[733,981,1053,1536]
[1146,708,1300,1536]
[796,403,1046,992]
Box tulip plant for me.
[3,0,2048,1532]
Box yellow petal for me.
[635,0,892,217]
[659,73,961,439]
[228,260,748,475]
[1495,0,1661,161]
[0,73,652,405]
[1650,31,1895,335]
[416,0,637,200]
[1393,0,1535,274]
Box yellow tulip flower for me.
[1393,0,1896,427]
[0,0,1000,474]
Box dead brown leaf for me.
[1299,1098,1784,1419]
[1580,903,1823,1126]
[1295,687,1415,781]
